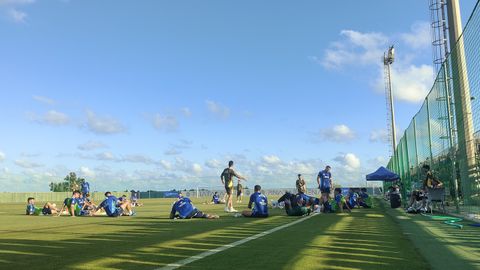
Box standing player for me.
[317,166,333,200]
[242,185,268,218]
[236,180,244,203]
[296,174,307,194]
[221,161,246,213]
[81,180,90,197]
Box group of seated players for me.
[26,190,142,218]
[26,185,373,220]
[275,187,373,216]
[180,185,373,220]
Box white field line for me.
[156,214,316,270]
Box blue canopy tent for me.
[366,166,400,182]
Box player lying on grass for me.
[242,185,269,218]
[358,188,372,208]
[26,197,60,216]
[323,188,351,213]
[276,192,316,216]
[96,192,135,217]
[170,194,219,219]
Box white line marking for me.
[156,214,317,270]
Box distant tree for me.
[49,172,85,192]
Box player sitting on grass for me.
[324,188,351,213]
[131,194,143,207]
[58,191,82,217]
[285,194,312,216]
[26,197,59,216]
[276,192,314,216]
[358,188,372,208]
[242,185,269,218]
[345,188,359,209]
[211,192,223,205]
[96,192,135,217]
[170,194,219,219]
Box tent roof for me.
[366,166,400,182]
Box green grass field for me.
[0,198,479,270]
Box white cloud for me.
[78,141,108,151]
[206,100,230,119]
[28,110,70,126]
[317,22,435,104]
[320,30,388,69]
[85,110,126,135]
[205,159,221,169]
[370,129,390,143]
[192,163,203,175]
[164,148,182,156]
[401,21,431,49]
[96,152,116,161]
[318,124,356,143]
[32,95,55,105]
[152,114,178,132]
[79,166,96,178]
[0,151,5,162]
[378,64,435,103]
[262,155,281,165]
[159,160,173,170]
[181,107,192,117]
[0,0,35,5]
[14,159,43,169]
[334,153,361,172]
[122,154,154,165]
[8,8,26,23]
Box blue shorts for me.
[250,212,269,218]
[109,207,124,217]
[320,187,331,194]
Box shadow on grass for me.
[180,203,429,270]
[0,213,291,270]
[384,200,480,270]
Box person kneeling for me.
[242,185,269,218]
[170,194,219,219]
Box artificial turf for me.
[0,197,477,270]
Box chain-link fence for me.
[387,1,480,218]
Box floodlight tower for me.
[384,45,397,155]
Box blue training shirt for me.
[171,197,196,219]
[81,182,90,194]
[318,170,332,189]
[213,194,220,204]
[250,192,268,216]
[98,196,118,216]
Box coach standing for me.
[317,166,333,200]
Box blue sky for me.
[0,0,478,191]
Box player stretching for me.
[221,160,246,213]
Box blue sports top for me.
[98,196,119,216]
[81,182,90,194]
[250,192,268,216]
[171,197,196,219]
[318,170,332,189]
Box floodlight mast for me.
[384,45,397,156]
